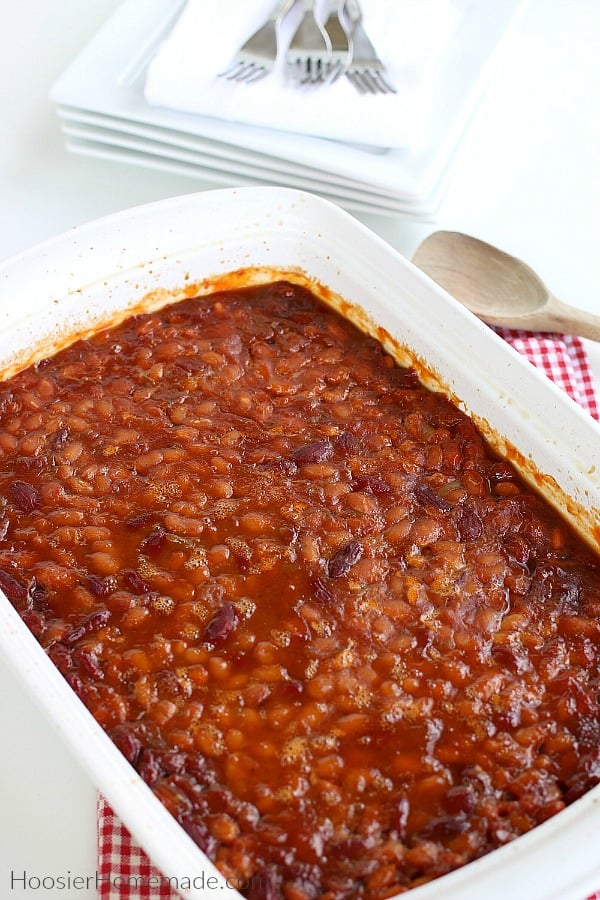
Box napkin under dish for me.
[494,328,599,419]
[144,0,462,151]
[98,795,181,900]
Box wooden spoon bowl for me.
[412,231,600,342]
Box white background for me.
[1,1,599,898]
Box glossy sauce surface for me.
[1,282,599,899]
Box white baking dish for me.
[0,187,599,900]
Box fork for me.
[287,0,332,85]
[219,0,298,83]
[321,0,352,83]
[343,0,397,94]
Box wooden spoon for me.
[412,231,600,341]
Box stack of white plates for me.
[51,0,522,219]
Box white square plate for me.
[50,0,523,215]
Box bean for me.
[0,433,18,450]
[308,576,332,604]
[207,657,231,680]
[136,449,164,473]
[87,551,121,576]
[457,506,483,541]
[141,527,167,554]
[331,402,353,421]
[20,433,47,456]
[335,713,372,737]
[328,540,363,578]
[64,609,111,644]
[410,517,443,547]
[495,482,521,496]
[81,526,111,542]
[351,558,387,584]
[150,699,177,726]
[121,606,150,630]
[61,440,84,462]
[385,520,412,543]
[300,534,321,563]
[10,481,40,512]
[366,864,398,892]
[461,470,487,497]
[291,439,334,464]
[209,813,240,844]
[240,511,276,536]
[352,474,390,495]
[207,479,234,499]
[0,570,29,604]
[345,492,379,515]
[93,694,129,728]
[306,673,336,700]
[207,544,230,567]
[203,604,239,646]
[302,463,338,480]
[211,456,232,474]
[164,512,204,537]
[253,641,278,665]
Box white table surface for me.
[1,2,599,898]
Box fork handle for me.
[342,0,362,26]
[323,0,347,16]
[267,0,300,24]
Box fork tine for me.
[327,60,345,83]
[224,62,258,82]
[286,0,332,85]
[222,63,251,81]
[353,69,396,94]
[244,66,269,84]
[305,57,327,84]
[372,70,397,94]
[287,58,304,81]
[218,61,246,79]
[346,71,369,94]
[237,63,267,83]
[218,0,297,83]
[295,60,316,85]
[361,70,385,94]
[342,0,396,95]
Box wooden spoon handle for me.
[542,295,600,342]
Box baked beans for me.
[1,282,600,898]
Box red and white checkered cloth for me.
[97,795,182,900]
[496,328,599,419]
[97,330,599,899]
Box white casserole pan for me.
[0,187,599,900]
